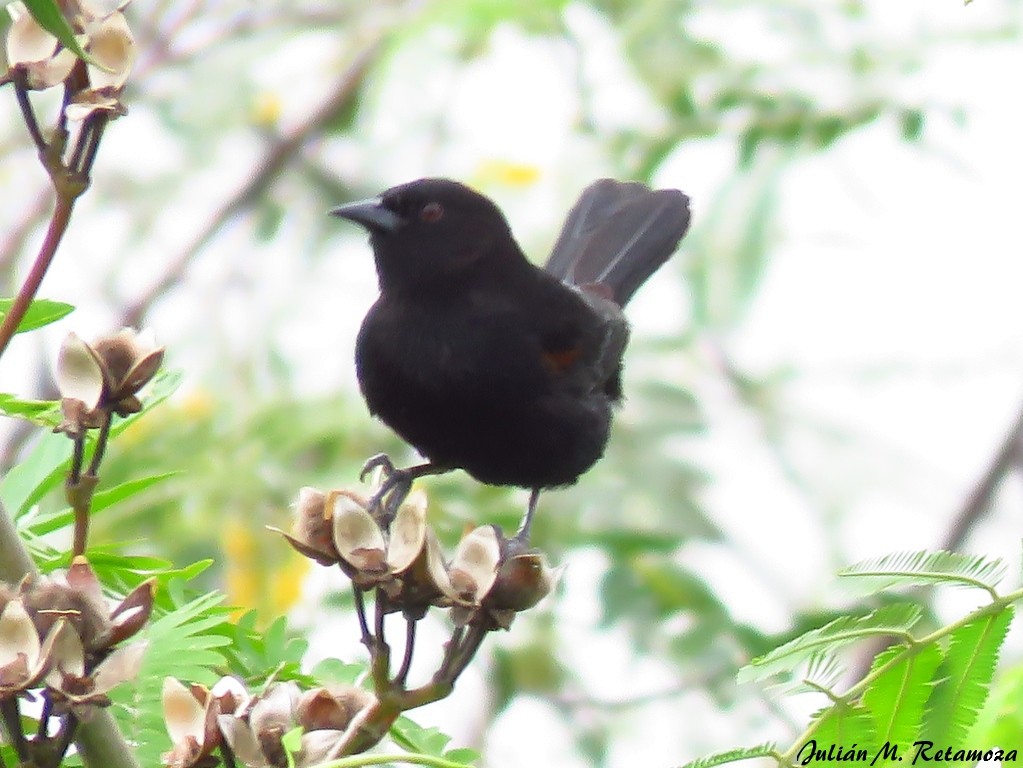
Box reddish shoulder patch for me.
[541,346,582,373]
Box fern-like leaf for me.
[920,607,1013,747]
[839,550,1006,594]
[676,742,776,768]
[738,604,922,685]
[113,589,233,767]
[798,703,876,764]
[862,643,942,762]
[772,652,846,697]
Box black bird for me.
[331,177,691,542]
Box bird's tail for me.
[544,179,691,307]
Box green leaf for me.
[390,716,453,757]
[310,658,364,685]
[20,0,93,64]
[0,297,73,333]
[1,368,180,522]
[738,604,922,685]
[444,747,481,766]
[684,151,790,331]
[800,703,876,764]
[676,742,776,768]
[862,644,942,760]
[775,653,846,697]
[20,471,178,537]
[840,551,1007,594]
[921,607,1013,747]
[0,430,71,517]
[969,662,1023,748]
[0,393,60,426]
[112,588,233,768]
[282,726,302,768]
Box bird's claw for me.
[360,453,397,483]
[367,470,413,526]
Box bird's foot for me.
[360,453,397,483]
[512,488,542,547]
[361,454,446,526]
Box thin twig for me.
[86,410,113,476]
[435,626,465,682]
[69,434,86,485]
[444,623,488,684]
[119,39,382,328]
[12,69,47,153]
[941,396,1023,551]
[0,195,75,360]
[52,711,80,764]
[36,692,54,741]
[352,586,372,648]
[370,588,391,692]
[395,617,416,686]
[76,115,110,177]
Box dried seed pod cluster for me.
[0,557,152,757]
[277,484,555,631]
[162,677,377,768]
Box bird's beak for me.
[329,198,404,233]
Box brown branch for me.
[940,396,1023,552]
[0,195,75,360]
[118,38,382,328]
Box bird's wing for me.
[531,280,630,403]
[544,179,691,307]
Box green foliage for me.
[221,611,311,686]
[677,743,776,768]
[20,0,92,63]
[0,2,1016,767]
[840,550,1008,595]
[0,392,61,425]
[410,0,570,39]
[970,661,1023,749]
[19,471,178,538]
[685,153,786,332]
[920,608,1013,748]
[689,554,1023,768]
[390,716,482,767]
[810,703,876,758]
[0,297,73,333]
[861,644,941,753]
[116,588,235,766]
[738,603,923,685]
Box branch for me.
[0,196,75,359]
[118,38,382,328]
[940,395,1023,551]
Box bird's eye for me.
[420,202,444,223]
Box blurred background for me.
[2,0,1023,765]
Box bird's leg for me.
[360,453,450,524]
[513,488,542,545]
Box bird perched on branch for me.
[331,177,691,543]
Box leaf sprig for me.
[680,550,1022,768]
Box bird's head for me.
[330,178,518,294]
